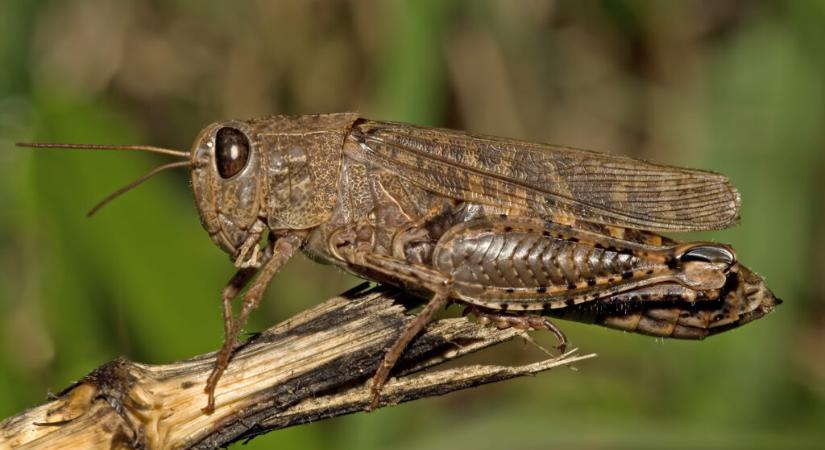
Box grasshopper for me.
[18,113,780,413]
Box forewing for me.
[351,120,740,232]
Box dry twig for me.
[0,285,595,449]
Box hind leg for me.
[464,306,568,353]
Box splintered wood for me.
[0,286,594,450]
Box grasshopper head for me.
[190,120,264,257]
[189,114,358,258]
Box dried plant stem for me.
[0,285,595,449]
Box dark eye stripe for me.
[215,127,250,179]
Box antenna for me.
[16,142,190,159]
[17,141,192,216]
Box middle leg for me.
[331,227,453,411]
[357,252,453,411]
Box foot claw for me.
[366,394,380,412]
[202,389,216,414]
[554,342,568,355]
[202,365,224,414]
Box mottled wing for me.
[351,120,740,232]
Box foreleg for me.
[203,232,302,413]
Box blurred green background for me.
[1,1,824,448]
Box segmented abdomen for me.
[434,231,650,289]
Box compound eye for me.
[215,127,250,179]
[680,245,736,266]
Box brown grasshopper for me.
[18,113,780,413]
